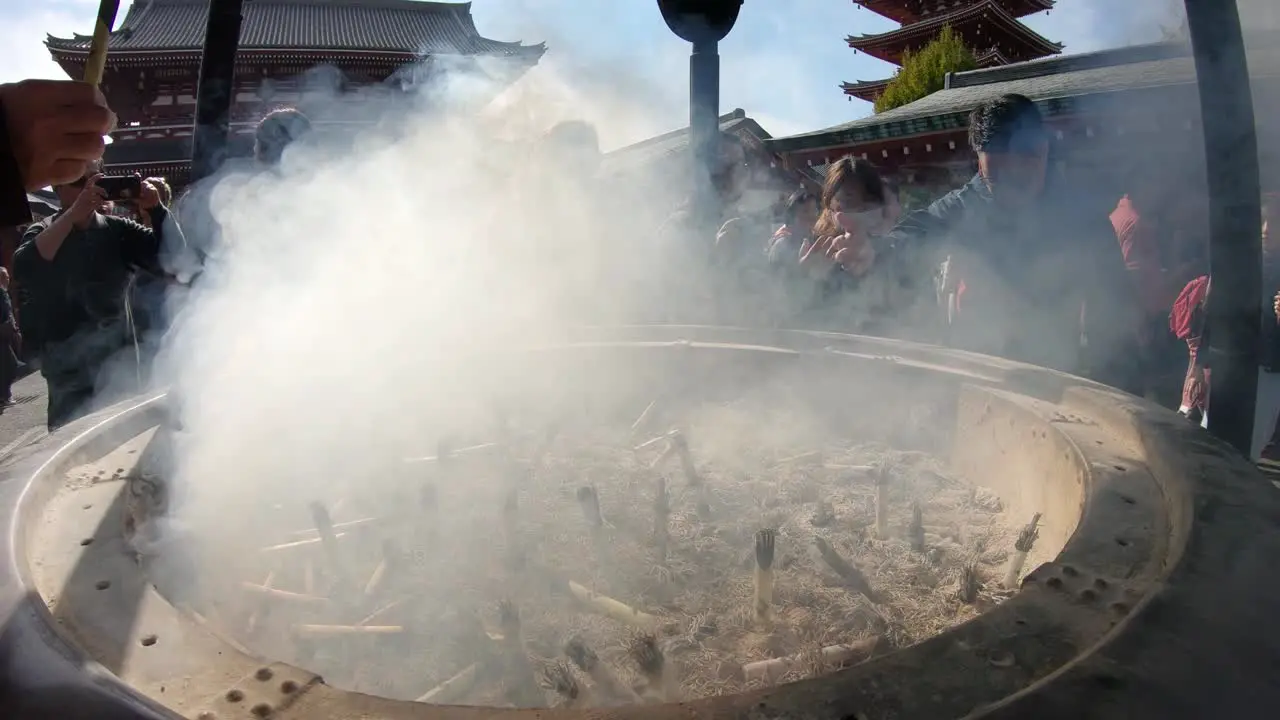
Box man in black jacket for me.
[14,164,182,430]
[838,94,1141,391]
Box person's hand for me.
[1273,290,1280,323]
[138,177,161,210]
[0,79,116,190]
[67,174,106,223]
[801,232,875,278]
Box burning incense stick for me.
[363,539,398,597]
[260,531,351,554]
[567,581,659,629]
[416,663,479,704]
[665,430,710,518]
[565,636,640,704]
[83,0,121,86]
[1003,512,1041,589]
[753,529,776,624]
[284,516,379,539]
[742,637,881,683]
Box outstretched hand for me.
[0,79,116,190]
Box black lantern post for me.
[1184,0,1262,455]
[189,0,244,184]
[656,0,743,236]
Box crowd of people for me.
[0,77,1277,460]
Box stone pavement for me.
[0,373,48,466]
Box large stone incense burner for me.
[2,326,1279,720]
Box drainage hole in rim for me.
[197,714,216,720]
[81,504,91,510]
[251,704,272,718]
[94,580,110,590]
[280,680,298,694]
[1115,537,1131,547]
[1118,494,1136,505]
[225,690,244,703]
[1113,464,1127,472]
[1095,673,1125,690]
[255,667,274,682]
[79,538,93,546]
[140,634,157,647]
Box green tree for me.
[874,26,978,114]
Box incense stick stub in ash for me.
[667,430,711,518]
[958,560,981,603]
[567,581,659,629]
[813,536,880,603]
[538,660,585,708]
[576,486,602,528]
[909,501,926,553]
[1003,512,1041,589]
[741,637,882,684]
[498,600,543,707]
[565,636,641,704]
[308,501,351,591]
[753,529,776,624]
[874,465,890,540]
[627,632,675,701]
[653,476,669,565]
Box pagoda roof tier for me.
[846,0,1062,66]
[852,0,1055,26]
[842,47,1013,102]
[841,78,889,102]
[46,0,545,59]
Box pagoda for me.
[842,0,1061,103]
[45,0,546,185]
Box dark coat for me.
[869,173,1141,390]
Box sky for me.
[0,0,1181,149]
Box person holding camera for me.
[13,162,181,431]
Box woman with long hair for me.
[800,155,897,279]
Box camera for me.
[96,176,143,203]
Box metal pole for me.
[189,0,244,184]
[689,39,720,237]
[1185,0,1262,455]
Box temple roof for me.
[602,108,773,175]
[847,0,1062,66]
[45,0,545,58]
[771,34,1280,154]
[852,0,1055,26]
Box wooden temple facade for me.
[772,31,1280,207]
[45,0,546,186]
[843,0,1061,104]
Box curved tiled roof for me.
[846,0,1062,65]
[771,35,1280,155]
[853,0,1054,25]
[46,0,545,57]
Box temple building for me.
[770,31,1280,208]
[842,0,1061,104]
[603,109,816,218]
[45,0,546,185]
